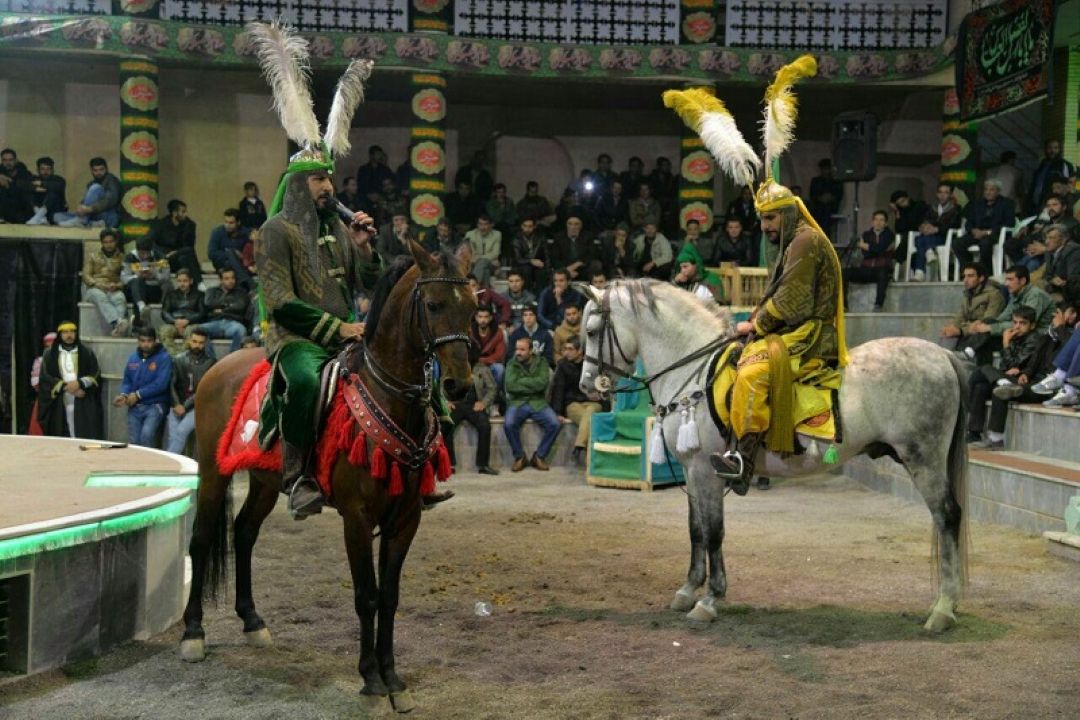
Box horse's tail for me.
[204,476,234,601]
[945,351,970,591]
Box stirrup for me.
[287,476,324,520]
[709,452,752,496]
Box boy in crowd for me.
[469,304,507,387]
[502,270,536,329]
[551,336,608,465]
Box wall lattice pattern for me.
[0,0,111,13]
[159,1,408,33]
[454,0,680,45]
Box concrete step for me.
[844,312,952,347]
[1005,404,1080,464]
[846,281,962,314]
[448,417,578,471]
[79,302,163,336]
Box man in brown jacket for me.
[939,262,1006,351]
[82,229,130,336]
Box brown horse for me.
[178,239,476,712]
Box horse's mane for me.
[363,252,456,343]
[613,278,733,333]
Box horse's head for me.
[577,282,639,398]
[405,238,476,401]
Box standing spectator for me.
[445,180,482,236]
[371,176,406,228]
[681,218,717,266]
[984,151,1024,206]
[963,264,1054,364]
[0,148,34,223]
[37,321,104,440]
[240,227,259,280]
[843,210,896,311]
[54,157,121,228]
[726,186,760,238]
[1029,140,1077,212]
[25,156,67,225]
[445,343,499,475]
[939,262,1006,351]
[237,181,267,230]
[552,303,584,351]
[516,181,556,228]
[114,326,173,447]
[648,157,678,234]
[121,237,171,328]
[376,210,419,262]
[455,150,494,203]
[467,274,511,328]
[28,331,57,436]
[550,214,595,280]
[159,268,206,352]
[537,269,584,331]
[911,183,962,280]
[551,335,607,465]
[889,190,927,261]
[594,179,629,231]
[465,214,502,287]
[469,304,507,386]
[633,222,674,280]
[486,182,518,239]
[502,270,537,328]
[809,159,843,236]
[592,153,617,198]
[510,216,549,293]
[166,328,215,455]
[336,176,368,214]
[82,229,130,336]
[628,182,661,233]
[507,304,554,366]
[147,199,202,287]
[503,337,561,472]
[356,145,394,205]
[673,244,726,304]
[956,180,1016,268]
[197,267,250,352]
[207,208,252,289]
[618,157,646,203]
[715,217,756,266]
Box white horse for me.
[578,280,969,632]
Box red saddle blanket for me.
[215,359,452,498]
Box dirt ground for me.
[2,469,1078,719]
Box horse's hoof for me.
[686,600,718,622]
[389,689,416,713]
[359,693,392,715]
[244,627,273,648]
[923,610,955,633]
[670,590,696,612]
[179,638,206,663]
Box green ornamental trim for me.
[120,74,159,112]
[0,14,955,84]
[122,184,159,220]
[121,130,159,166]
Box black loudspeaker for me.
[831,111,878,182]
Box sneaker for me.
[965,431,982,444]
[287,476,324,520]
[1031,376,1063,395]
[477,465,500,476]
[1042,390,1080,408]
[984,439,1005,451]
[912,269,925,282]
[925,249,937,264]
[755,477,771,490]
[992,384,1024,400]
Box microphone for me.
[334,199,376,235]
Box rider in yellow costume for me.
[663,56,848,494]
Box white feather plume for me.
[247,21,321,148]
[700,112,762,188]
[323,59,374,158]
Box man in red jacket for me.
[469,304,507,387]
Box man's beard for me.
[314,192,333,209]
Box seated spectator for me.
[1028,140,1076,213]
[503,270,537,328]
[423,216,460,257]
[552,303,584,351]
[843,210,896,311]
[590,269,608,290]
[554,187,594,232]
[680,218,716,266]
[961,264,1054,365]
[939,262,1006,351]
[470,304,507,386]
[551,335,607,465]
[82,228,130,337]
[1049,175,1077,217]
[966,305,1052,445]
[36,321,104,440]
[509,216,549,293]
[166,328,215,455]
[455,150,494,202]
[1033,225,1080,299]
[984,150,1024,207]
[726,185,759,238]
[357,145,394,205]
[504,337,561,472]
[336,176,369,214]
[445,344,499,475]
[633,222,673,280]
[673,244,725,304]
[486,182,518,239]
[467,274,510,328]
[809,158,843,236]
[1009,194,1078,268]
[0,148,34,223]
[628,182,661,233]
[911,183,962,280]
[715,217,756,266]
[240,227,259,280]
[241,336,261,349]
[373,176,407,228]
[159,268,206,352]
[516,181,556,228]
[595,179,629,232]
[648,157,678,234]
[445,180,481,236]
[507,303,554,366]
[208,208,252,290]
[376,210,420,262]
[537,269,584,331]
[25,156,67,225]
[618,157,646,205]
[1030,301,1080,407]
[122,237,172,328]
[198,267,250,353]
[147,199,203,287]
[237,181,267,230]
[55,157,121,228]
[956,179,1016,268]
[114,326,173,447]
[550,214,596,281]
[888,190,927,260]
[604,224,637,280]
[465,214,502,287]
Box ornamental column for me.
[118,58,160,245]
[679,0,720,45]
[676,86,718,239]
[407,73,448,231]
[939,87,978,209]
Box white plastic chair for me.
[894,230,919,281]
[941,228,962,281]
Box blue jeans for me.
[487,362,505,387]
[198,318,246,353]
[165,408,196,454]
[912,233,943,272]
[504,404,561,460]
[1053,330,1080,376]
[54,184,119,228]
[128,402,165,447]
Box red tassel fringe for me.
[347,431,367,466]
[370,446,387,479]
[420,462,436,495]
[435,439,452,481]
[389,462,404,496]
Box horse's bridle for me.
[359,274,472,403]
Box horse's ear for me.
[574,282,600,306]
[406,237,439,275]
